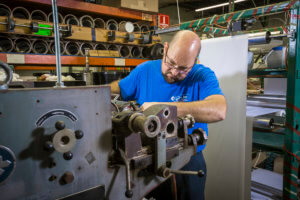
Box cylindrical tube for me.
[32,39,48,54]
[94,18,105,29]
[248,31,271,45]
[253,118,274,128]
[140,25,149,33]
[133,23,141,32]
[48,12,64,24]
[0,4,11,17]
[95,43,107,50]
[80,15,95,28]
[119,45,130,58]
[106,19,118,31]
[31,10,48,22]
[0,36,14,52]
[119,21,134,33]
[12,7,31,19]
[141,47,148,58]
[65,41,80,55]
[14,38,32,53]
[50,41,65,55]
[80,43,94,56]
[64,14,79,26]
[107,44,118,51]
[131,46,141,58]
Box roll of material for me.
[80,43,94,56]
[32,39,48,54]
[64,14,79,26]
[0,4,11,17]
[80,15,95,28]
[94,18,105,29]
[0,36,14,52]
[31,10,48,22]
[140,25,150,33]
[253,118,274,128]
[12,7,31,19]
[131,46,141,58]
[48,12,64,24]
[133,23,141,32]
[142,43,164,59]
[119,21,134,33]
[65,41,80,56]
[14,38,32,53]
[95,43,107,50]
[248,31,271,45]
[50,41,65,55]
[106,19,118,31]
[119,45,130,58]
[107,44,118,51]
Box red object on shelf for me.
[158,14,170,29]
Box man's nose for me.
[170,68,179,76]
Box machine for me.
[0,61,207,200]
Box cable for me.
[253,150,262,168]
[176,0,181,24]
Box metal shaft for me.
[51,0,64,87]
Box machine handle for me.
[0,61,13,90]
[157,166,205,178]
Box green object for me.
[33,24,52,36]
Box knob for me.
[61,171,74,184]
[63,151,73,160]
[125,190,133,198]
[55,121,65,130]
[75,130,84,139]
[44,141,54,151]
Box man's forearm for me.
[110,80,120,94]
[142,95,227,123]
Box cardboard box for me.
[101,0,158,13]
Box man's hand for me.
[141,102,159,111]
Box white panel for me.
[115,58,125,66]
[199,35,250,200]
[7,54,25,64]
[264,78,287,95]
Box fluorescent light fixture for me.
[195,0,247,12]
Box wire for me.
[176,0,181,24]
[253,151,262,168]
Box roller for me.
[131,46,141,58]
[133,23,141,32]
[80,43,94,56]
[12,7,31,19]
[48,12,64,24]
[107,44,118,51]
[14,38,32,53]
[65,41,80,56]
[0,4,11,17]
[248,31,271,45]
[64,14,79,26]
[80,15,95,28]
[0,36,14,52]
[31,10,48,22]
[95,43,107,50]
[141,43,164,59]
[50,41,65,55]
[119,21,134,33]
[94,18,105,29]
[32,40,48,54]
[140,24,149,33]
[119,45,130,58]
[106,19,118,31]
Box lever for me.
[119,149,133,198]
[157,166,205,178]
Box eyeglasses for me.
[164,48,194,75]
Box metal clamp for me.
[0,61,13,90]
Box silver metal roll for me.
[95,43,107,50]
[80,15,95,28]
[65,41,80,56]
[94,18,105,29]
[0,4,11,17]
[253,118,274,128]
[0,36,14,52]
[31,10,48,22]
[106,19,118,31]
[32,39,48,54]
[133,23,141,32]
[130,46,141,58]
[12,7,31,19]
[119,21,134,33]
[248,31,271,45]
[50,41,65,55]
[48,12,64,24]
[107,44,118,51]
[80,43,94,56]
[14,37,32,53]
[119,45,130,58]
[140,25,149,33]
[64,14,79,26]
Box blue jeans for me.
[176,151,207,200]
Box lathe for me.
[0,61,207,200]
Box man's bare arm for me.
[110,80,121,94]
[141,95,227,123]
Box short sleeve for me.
[200,69,224,99]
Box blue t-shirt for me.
[119,59,223,151]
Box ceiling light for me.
[195,0,247,12]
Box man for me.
[110,30,226,200]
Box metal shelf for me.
[248,69,287,78]
[0,53,149,68]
